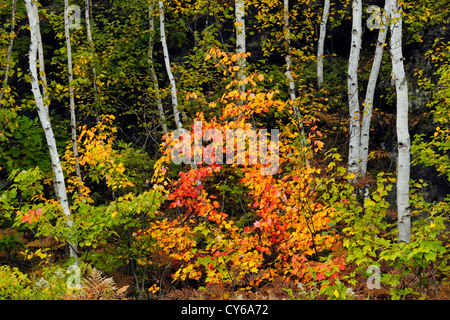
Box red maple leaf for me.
[21,208,43,225]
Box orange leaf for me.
[316,272,325,281]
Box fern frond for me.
[63,267,129,300]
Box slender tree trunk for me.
[25,0,77,258]
[65,0,82,186]
[35,12,48,100]
[359,6,388,185]
[149,1,168,136]
[235,0,246,93]
[317,0,330,89]
[159,0,182,130]
[85,0,100,123]
[386,0,411,243]
[0,0,17,107]
[284,0,296,103]
[347,0,362,181]
[32,0,60,194]
[283,0,306,143]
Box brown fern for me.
[64,267,129,300]
[369,149,392,160]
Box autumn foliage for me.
[2,0,450,301]
[135,48,344,292]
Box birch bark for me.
[347,0,362,181]
[359,6,388,180]
[283,0,306,140]
[235,0,246,93]
[386,0,411,243]
[284,0,296,103]
[64,0,82,185]
[159,0,182,130]
[149,1,168,136]
[85,0,100,123]
[317,0,330,89]
[25,0,77,257]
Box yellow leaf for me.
[333,289,339,298]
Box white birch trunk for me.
[25,0,77,257]
[317,0,330,89]
[65,0,82,184]
[347,0,362,181]
[159,0,182,130]
[386,0,411,243]
[359,7,388,179]
[0,0,17,106]
[235,0,246,93]
[149,1,168,136]
[284,0,306,142]
[284,0,296,102]
[34,10,48,100]
[85,0,100,123]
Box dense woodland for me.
[0,0,450,300]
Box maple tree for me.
[138,50,345,292]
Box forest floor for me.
[151,261,450,300]
[2,229,450,300]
